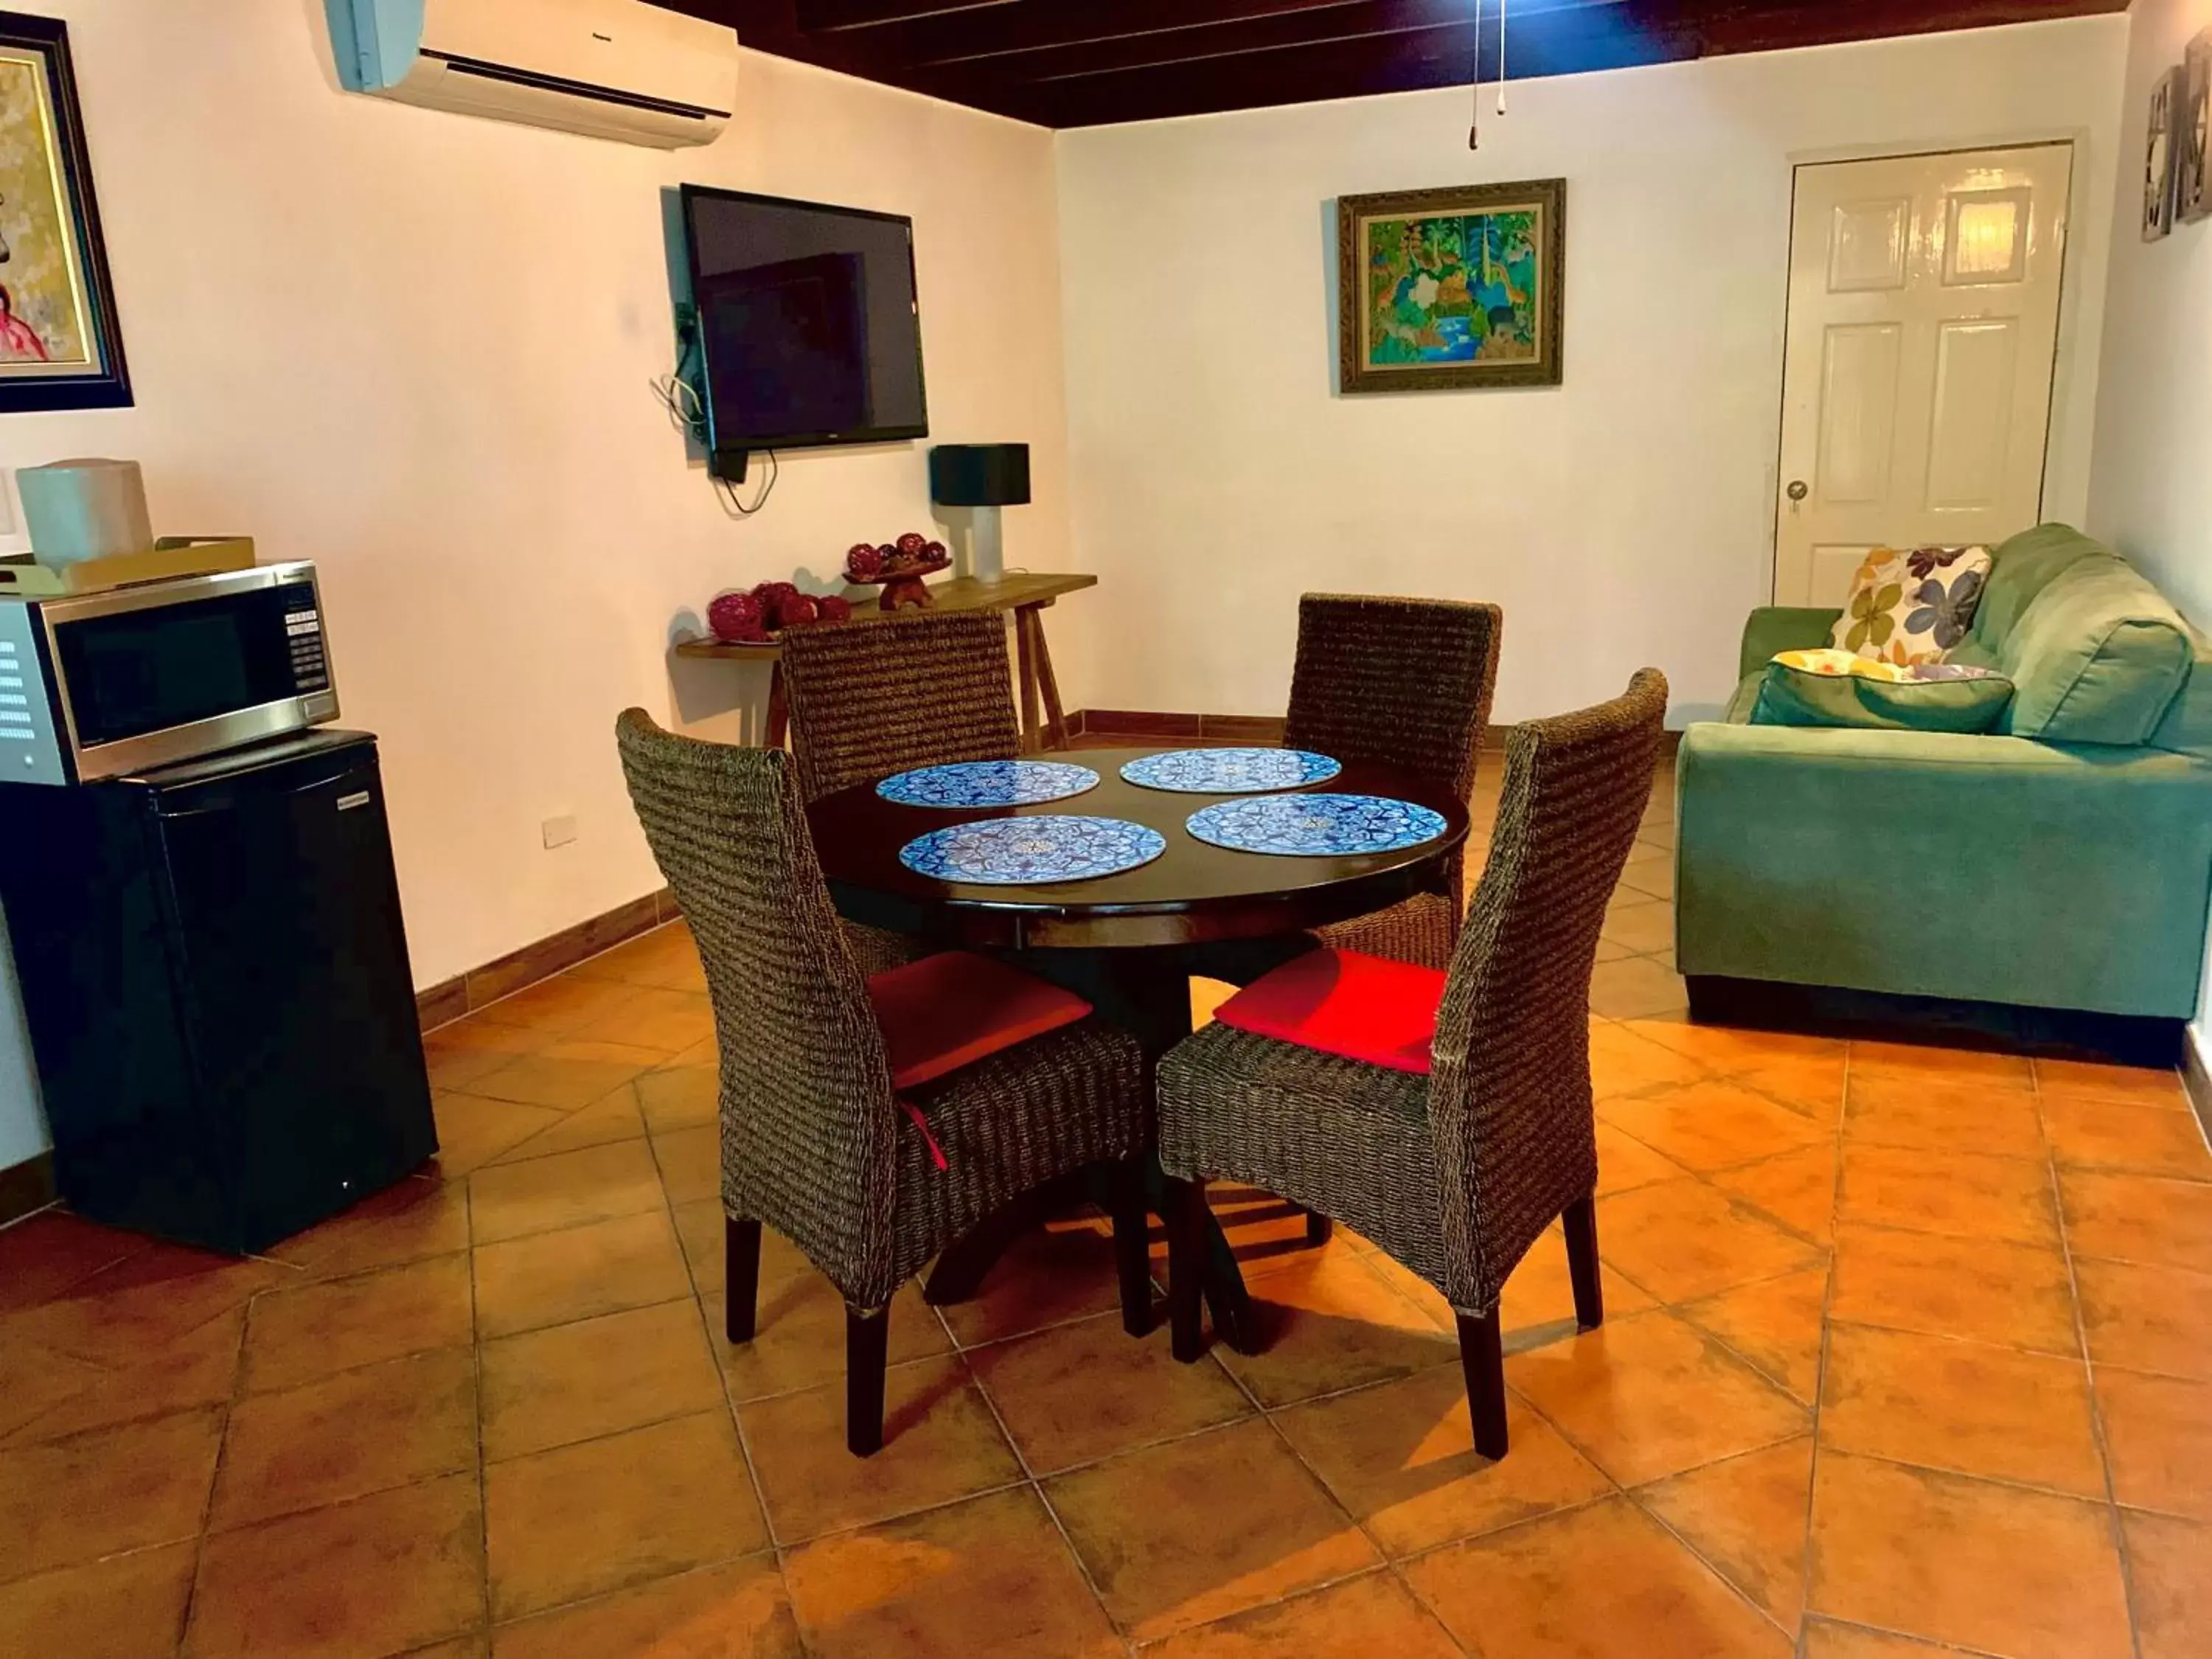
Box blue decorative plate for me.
[900,815,1166,885]
[1119,747,1342,794]
[1185,794,1447,858]
[876,760,1099,810]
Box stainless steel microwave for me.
[0,563,337,785]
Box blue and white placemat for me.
[1119,747,1342,794]
[899,815,1166,885]
[875,760,1099,809]
[1184,793,1447,858]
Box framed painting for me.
[0,12,129,411]
[2183,27,2212,225]
[1337,178,1565,394]
[2144,63,2183,241]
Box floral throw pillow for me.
[1828,545,1993,666]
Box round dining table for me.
[806,745,1472,1352]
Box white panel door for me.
[1773,145,2073,607]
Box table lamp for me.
[928,444,1029,582]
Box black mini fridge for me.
[0,729,437,1253]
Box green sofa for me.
[1677,524,2212,1026]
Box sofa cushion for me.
[1972,523,2106,648]
[1754,650,2013,733]
[1996,557,2195,744]
[1829,546,1991,665]
[2150,624,2212,760]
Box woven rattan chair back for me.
[1282,595,1502,800]
[1427,668,1669,1311]
[614,709,896,1293]
[780,610,1022,804]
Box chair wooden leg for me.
[1110,1158,1153,1338]
[1562,1194,1603,1331]
[1455,1307,1509,1461]
[1166,1176,1208,1363]
[846,1304,890,1458]
[725,1217,761,1344]
[1302,1207,1332,1246]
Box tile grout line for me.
[167,1274,258,1658]
[465,1179,495,1646]
[1790,1041,1847,1658]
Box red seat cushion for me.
[868,951,1093,1092]
[1214,947,1447,1074]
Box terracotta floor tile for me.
[421,1018,540,1092]
[7,1304,244,1445]
[2096,1367,2212,1519]
[1800,1621,1958,1655]
[1589,1021,1713,1099]
[3,1246,289,1368]
[1595,1179,1826,1303]
[1274,1364,1610,1557]
[472,1208,692,1339]
[0,1336,105,1442]
[486,1410,765,1621]
[1595,1122,1691,1194]
[1806,1450,2130,1659]
[941,1210,1132,1349]
[1494,1221,1658,1346]
[1623,1018,1842,1076]
[566,924,706,993]
[1818,1324,2103,1497]
[466,1138,667,1245]
[969,1312,1252,1474]
[0,1406,223,1578]
[1678,1267,1829,1404]
[1637,1436,1812,1633]
[1847,1040,2034,1088]
[1711,1146,1839,1247]
[212,1347,477,1531]
[428,1093,565,1178]
[1212,1248,1460,1408]
[1603,1081,1832,1172]
[473,972,649,1036]
[739,1355,1021,1545]
[2044,1095,2212,1180]
[1836,1144,2059,1248]
[1404,1495,1789,1657]
[650,1122,722,1206]
[570,987,717,1055]
[481,1298,722,1462]
[0,1538,194,1659]
[634,1061,718,1133]
[1734,1054,1852,1124]
[188,1472,484,1659]
[243,1253,473,1394]
[1600,897,1677,956]
[0,1211,143,1315]
[491,1554,801,1659]
[2076,1257,2212,1380]
[485,1086,646,1165]
[463,1040,668,1112]
[1843,1076,2045,1159]
[1828,1222,2079,1354]
[1046,1416,1379,1641]
[1504,1311,1809,1486]
[710,1231,950,1402]
[1141,1570,1463,1659]
[1588,956,1690,1020]
[672,1197,725,1292]
[2060,1169,2212,1274]
[2036,1055,2190,1107]
[785,1486,1121,1658]
[266,1178,469,1280]
[1618,853,1676,901]
[2124,1509,2212,1659]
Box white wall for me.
[0,0,1070,1164]
[2087,0,2212,1044]
[1051,18,2130,727]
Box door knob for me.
[1786,480,1809,501]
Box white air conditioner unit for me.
[324,0,739,149]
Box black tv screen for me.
[680,185,927,472]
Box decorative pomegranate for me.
[815,594,853,625]
[776,592,821,629]
[706,590,764,643]
[876,543,900,571]
[895,531,930,560]
[923,540,947,563]
[845,543,884,582]
[753,580,799,606]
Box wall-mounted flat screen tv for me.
[679,184,928,481]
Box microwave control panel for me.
[281,582,332,695]
[0,603,68,786]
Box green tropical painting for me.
[1364,209,1542,368]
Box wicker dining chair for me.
[779,609,1023,975]
[1158,669,1669,1459]
[1284,594,1503,970]
[615,709,1152,1456]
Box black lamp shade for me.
[929,443,1031,507]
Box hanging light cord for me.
[1468,0,1507,150]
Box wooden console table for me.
[672,571,1096,753]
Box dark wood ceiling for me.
[668,0,2127,129]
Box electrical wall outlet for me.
[541,814,578,850]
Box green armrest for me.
[1739,607,1843,680]
[1676,722,2212,1018]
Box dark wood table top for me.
[808,746,1469,950]
[673,573,1098,661]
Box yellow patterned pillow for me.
[1775,647,1916,681]
[1826,546,1992,666]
